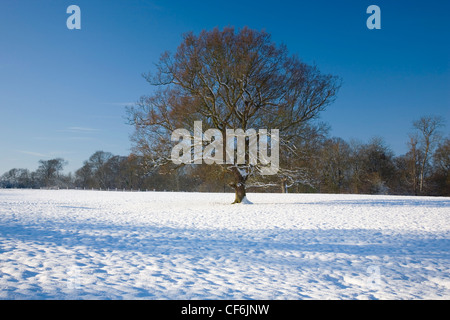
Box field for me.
[0,189,449,299]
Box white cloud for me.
[16,150,49,158]
[66,127,100,133]
[101,102,135,107]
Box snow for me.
[0,189,449,300]
[239,196,253,204]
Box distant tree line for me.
[0,158,72,190]
[1,116,448,196]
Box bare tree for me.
[128,27,341,203]
[412,116,445,193]
[318,137,352,193]
[0,168,32,188]
[431,138,450,196]
[276,121,329,193]
[36,158,67,188]
[88,151,113,189]
[433,138,450,174]
[75,161,93,189]
[405,134,421,195]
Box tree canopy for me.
[128,27,341,202]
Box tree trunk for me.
[419,144,430,194]
[233,182,247,203]
[229,167,248,204]
[409,137,418,196]
[281,177,288,193]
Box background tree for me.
[35,158,67,188]
[87,151,113,189]
[429,138,450,196]
[317,137,351,193]
[412,115,444,193]
[75,161,94,189]
[275,121,329,193]
[128,27,341,203]
[0,168,32,188]
[401,135,422,195]
[358,137,396,194]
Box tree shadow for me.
[2,219,449,299]
[2,221,449,262]
[292,198,450,208]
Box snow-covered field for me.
[0,189,449,300]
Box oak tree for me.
[128,27,341,203]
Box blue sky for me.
[0,0,449,174]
